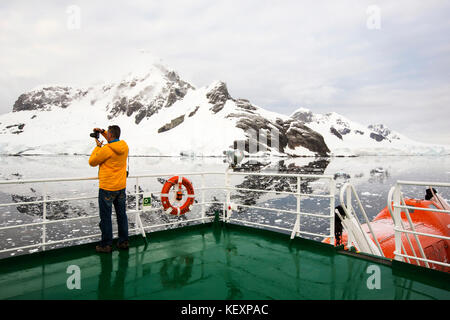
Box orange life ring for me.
[160,176,195,215]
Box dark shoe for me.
[96,245,112,253]
[117,241,129,250]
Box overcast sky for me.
[1,0,449,144]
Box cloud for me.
[0,0,449,144]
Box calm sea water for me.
[0,155,449,258]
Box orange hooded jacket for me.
[89,131,129,191]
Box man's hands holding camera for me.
[92,128,105,147]
[94,128,105,134]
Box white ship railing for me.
[338,183,384,256]
[388,181,450,270]
[0,171,336,256]
[224,169,336,243]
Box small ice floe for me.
[370,167,386,175]
[334,172,351,180]
[361,192,379,197]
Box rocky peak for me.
[12,86,86,112]
[108,68,195,124]
[368,124,400,140]
[206,81,231,113]
[291,108,314,123]
[11,64,195,127]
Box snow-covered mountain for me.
[290,108,450,156]
[0,62,330,157]
[0,61,448,157]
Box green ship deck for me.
[0,218,449,300]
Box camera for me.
[90,130,100,139]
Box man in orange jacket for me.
[89,125,129,253]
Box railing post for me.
[393,184,403,262]
[42,184,47,251]
[345,186,354,248]
[135,177,139,234]
[290,176,301,239]
[297,176,301,236]
[135,177,139,212]
[351,185,383,256]
[225,168,231,222]
[388,186,415,264]
[329,178,335,246]
[135,212,146,238]
[400,195,429,268]
[201,174,206,223]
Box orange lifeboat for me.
[324,190,450,273]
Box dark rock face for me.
[107,98,145,120]
[165,88,182,108]
[333,119,351,136]
[286,122,330,156]
[227,110,329,156]
[330,127,343,140]
[235,99,257,112]
[188,106,200,117]
[368,124,399,141]
[370,132,385,142]
[13,86,85,112]
[207,82,231,113]
[158,115,185,133]
[2,123,26,135]
[134,108,148,125]
[339,128,351,135]
[227,113,287,153]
